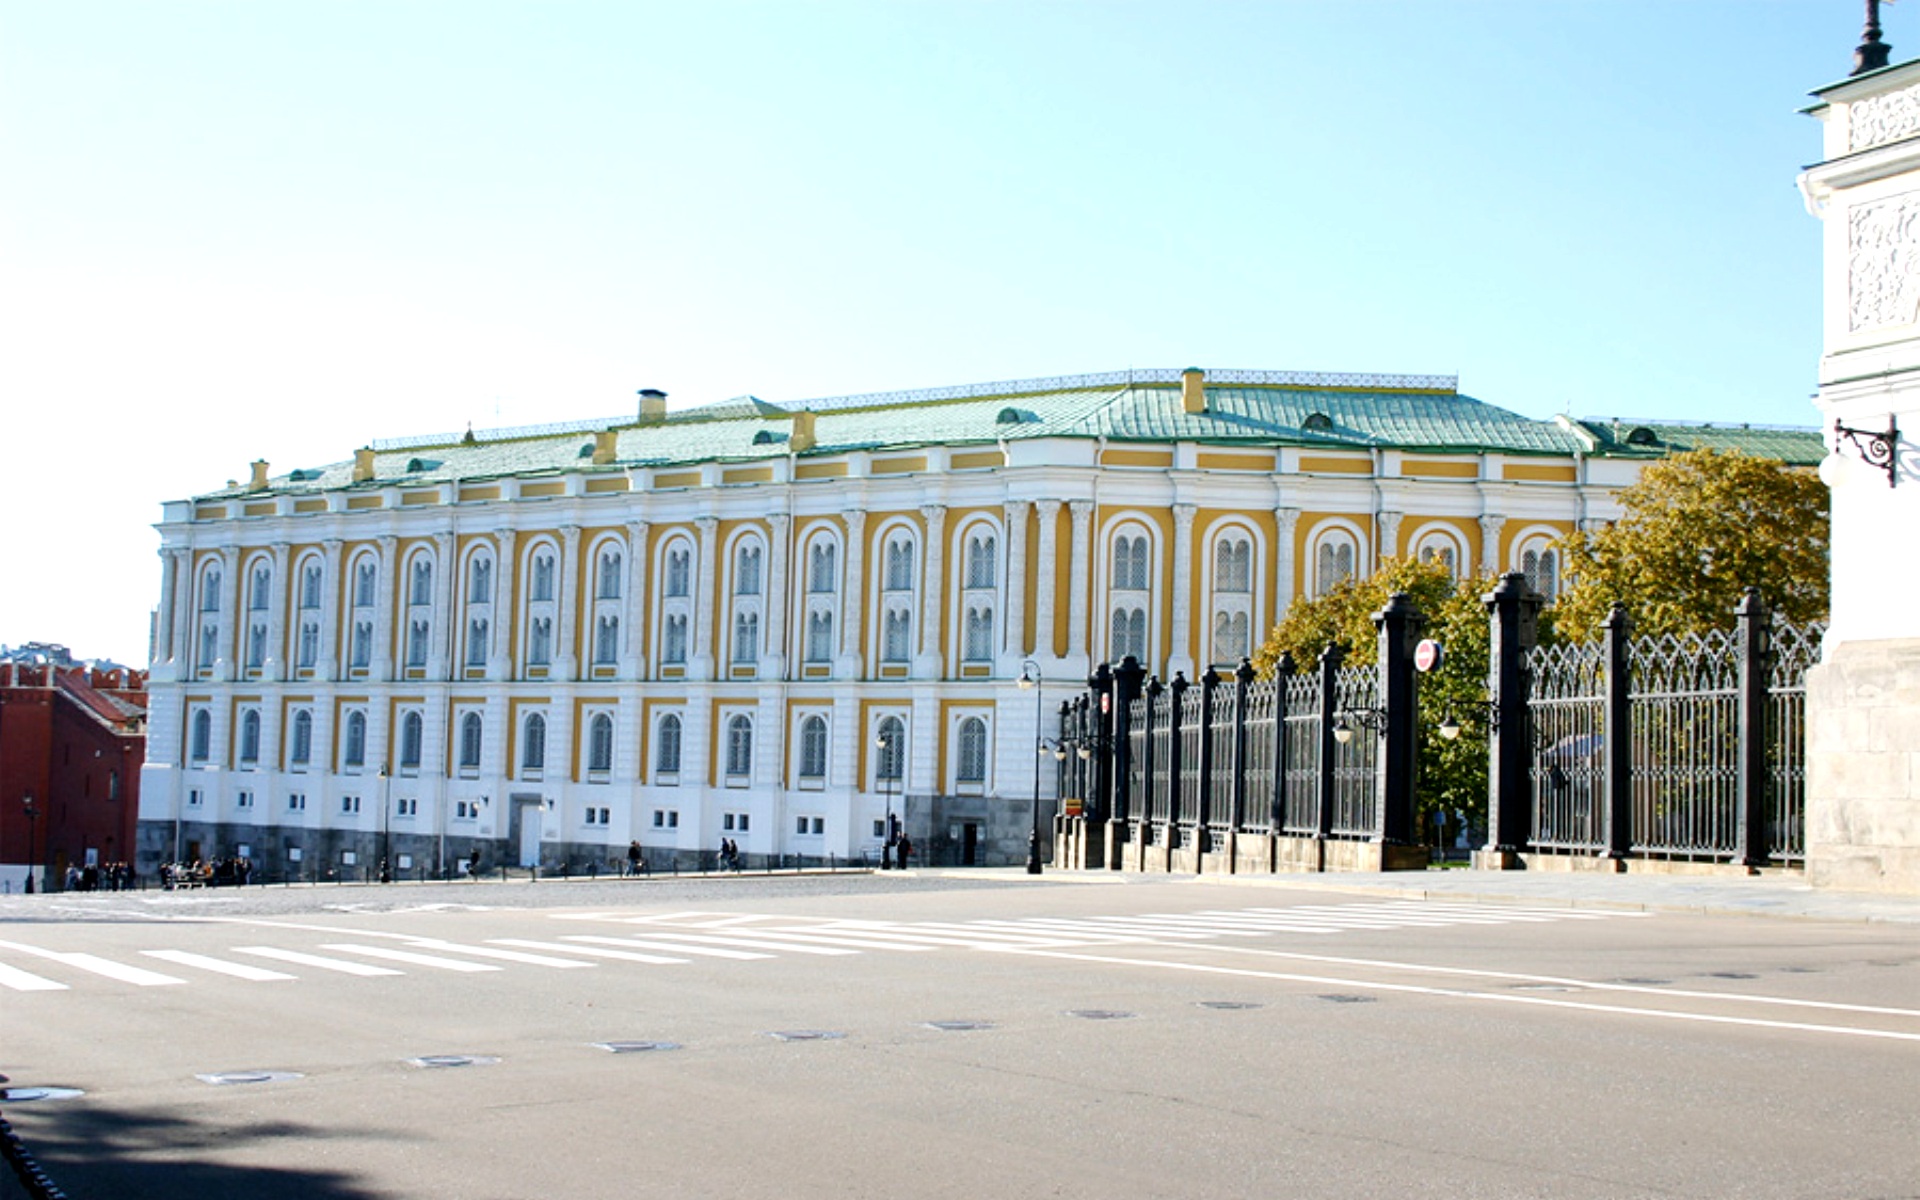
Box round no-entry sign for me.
[1414,639,1443,673]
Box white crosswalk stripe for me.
[0,940,184,986]
[561,934,770,961]
[0,960,67,991]
[320,944,501,972]
[142,950,297,981]
[233,946,403,976]
[490,938,692,965]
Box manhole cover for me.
[1316,994,1376,1005]
[767,1030,844,1042]
[1196,1001,1263,1011]
[407,1055,500,1069]
[924,1020,995,1032]
[1065,1009,1136,1021]
[0,1087,83,1103]
[593,1041,680,1054]
[1708,972,1757,980]
[196,1071,302,1086]
[1617,977,1670,986]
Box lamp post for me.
[1017,659,1045,874]
[22,793,38,894]
[378,765,393,884]
[875,732,895,869]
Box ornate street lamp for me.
[378,765,393,884]
[1016,659,1045,874]
[22,793,38,894]
[875,731,896,869]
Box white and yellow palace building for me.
[134,366,1821,875]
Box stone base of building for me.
[1059,820,1430,874]
[1806,637,1920,896]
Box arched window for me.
[964,607,994,662]
[596,550,622,599]
[407,618,431,668]
[522,713,546,770]
[1212,611,1251,664]
[459,713,483,769]
[1110,607,1148,661]
[732,612,759,663]
[466,618,490,667]
[656,713,683,775]
[875,715,906,782]
[1112,536,1150,590]
[290,710,312,765]
[588,713,614,773]
[249,564,271,611]
[725,714,754,778]
[594,615,619,665]
[1106,524,1155,663]
[528,617,553,666]
[883,610,913,662]
[469,557,492,604]
[200,569,223,613]
[353,559,377,608]
[734,545,762,595]
[300,562,323,609]
[343,711,367,768]
[806,610,835,663]
[1413,526,1465,580]
[190,709,212,763]
[664,546,691,597]
[400,712,423,769]
[410,559,433,606]
[965,534,997,589]
[1209,528,1257,664]
[808,543,837,593]
[884,536,914,592]
[1521,543,1560,601]
[1311,526,1361,597]
[1214,537,1252,592]
[662,615,688,664]
[530,553,556,602]
[238,710,260,764]
[798,715,828,781]
[956,717,988,784]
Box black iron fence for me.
[1059,576,1822,874]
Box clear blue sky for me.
[0,1,1873,665]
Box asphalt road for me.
[3,871,1917,1200]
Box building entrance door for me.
[516,799,543,867]
[962,823,978,866]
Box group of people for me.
[717,838,743,871]
[159,857,253,889]
[62,862,136,891]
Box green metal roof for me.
[192,369,1821,500]
[1571,419,1824,466]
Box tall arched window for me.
[956,716,988,785]
[522,713,546,770]
[1413,525,1465,581]
[244,562,271,671]
[1107,525,1154,663]
[589,538,626,670]
[290,710,313,766]
[656,713,683,776]
[1311,526,1362,597]
[1209,528,1256,665]
[239,710,260,764]
[588,713,614,774]
[343,711,367,768]
[405,551,435,669]
[459,713,483,769]
[190,709,212,763]
[798,715,828,782]
[875,715,906,782]
[400,712,424,769]
[725,714,754,779]
[1516,532,1562,601]
[595,549,623,599]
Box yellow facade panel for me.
[1502,462,1578,483]
[346,495,384,510]
[654,471,700,489]
[795,461,849,480]
[722,466,776,485]
[294,499,328,513]
[949,450,1005,470]
[1100,449,1174,468]
[871,456,928,475]
[1195,452,1275,472]
[1401,459,1479,478]
[521,482,566,498]
[459,486,501,502]
[1297,456,1372,475]
[585,477,630,494]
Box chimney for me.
[592,429,618,465]
[353,447,376,483]
[790,410,817,453]
[1181,367,1207,414]
[249,460,270,491]
[638,388,668,424]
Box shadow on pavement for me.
[3,1100,389,1200]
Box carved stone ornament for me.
[1848,193,1920,331]
[1849,82,1920,153]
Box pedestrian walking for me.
[626,840,643,877]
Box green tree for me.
[1253,557,1515,837]
[1554,448,1829,641]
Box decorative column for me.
[917,504,947,677]
[692,516,719,681]
[1032,500,1061,662]
[264,543,291,681]
[623,520,649,680]
[1066,501,1094,664]
[1478,515,1506,576]
[838,509,867,678]
[554,525,581,678]
[1273,508,1301,632]
[429,532,455,680]
[764,513,791,678]
[1001,500,1030,666]
[1168,504,1197,681]
[318,539,344,682]
[155,547,182,673]
[371,535,398,681]
[1376,509,1403,566]
[491,529,516,680]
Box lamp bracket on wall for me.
[1834,416,1899,488]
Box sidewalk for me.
[1002,866,1920,925]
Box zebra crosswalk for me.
[0,900,1645,996]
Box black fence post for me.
[1602,602,1634,859]
[1230,657,1256,836]
[1195,668,1219,855]
[1735,588,1774,868]
[1374,592,1426,847]
[1088,662,1115,832]
[1112,655,1146,827]
[1141,677,1161,847]
[1315,645,1344,841]
[1167,672,1189,847]
[1483,573,1542,863]
[1272,653,1296,832]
